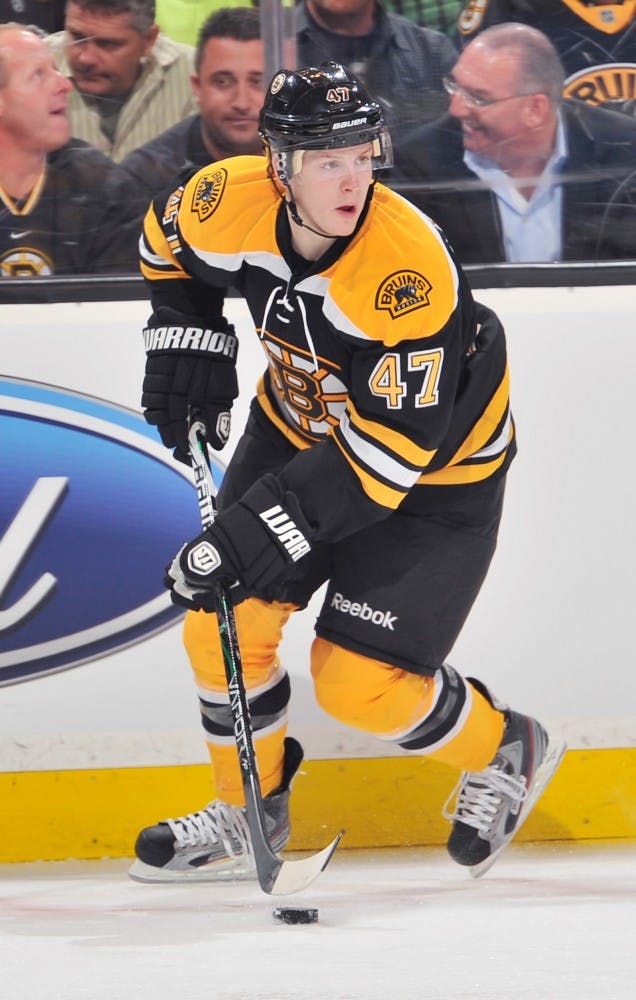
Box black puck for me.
[272,906,319,925]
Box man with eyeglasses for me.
[456,0,636,118]
[390,21,636,263]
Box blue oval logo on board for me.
[0,378,223,685]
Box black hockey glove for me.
[165,476,313,610]
[142,306,239,464]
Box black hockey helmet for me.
[259,61,393,180]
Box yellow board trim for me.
[1,749,634,863]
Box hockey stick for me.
[187,413,341,895]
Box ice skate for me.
[444,710,566,878]
[129,737,302,883]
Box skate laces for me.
[167,801,253,860]
[443,763,528,836]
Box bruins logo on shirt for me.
[191,168,228,222]
[459,1,635,36]
[457,0,488,35]
[375,270,432,319]
[563,63,636,111]
[0,247,53,278]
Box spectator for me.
[296,0,458,150]
[46,0,196,162]
[456,0,636,116]
[384,0,462,35]
[121,7,267,200]
[0,0,65,33]
[0,23,143,276]
[392,22,636,263]
[154,0,255,47]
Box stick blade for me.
[261,832,343,896]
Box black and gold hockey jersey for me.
[140,156,515,541]
[458,1,636,114]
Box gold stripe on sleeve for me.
[332,433,408,509]
[346,400,437,468]
[445,365,511,467]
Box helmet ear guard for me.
[272,150,289,183]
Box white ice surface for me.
[1,842,635,1000]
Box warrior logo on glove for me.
[216,411,231,446]
[259,505,310,562]
[187,541,222,576]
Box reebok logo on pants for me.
[331,592,398,630]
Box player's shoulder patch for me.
[373,185,458,328]
[328,185,459,345]
[174,155,277,255]
[375,270,433,319]
[190,166,228,222]
[184,155,267,221]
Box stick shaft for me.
[188,418,283,892]
[186,414,341,894]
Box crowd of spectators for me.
[1,0,635,278]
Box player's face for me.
[0,30,72,154]
[64,2,158,97]
[191,37,265,158]
[289,143,374,237]
[447,44,541,165]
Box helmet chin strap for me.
[285,190,340,241]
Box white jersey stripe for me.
[339,411,422,490]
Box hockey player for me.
[457,0,636,115]
[131,61,565,883]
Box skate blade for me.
[128,857,257,884]
[469,736,567,880]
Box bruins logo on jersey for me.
[191,168,228,223]
[458,0,488,35]
[0,247,53,278]
[563,63,636,110]
[262,332,348,439]
[375,270,432,319]
[459,1,635,36]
